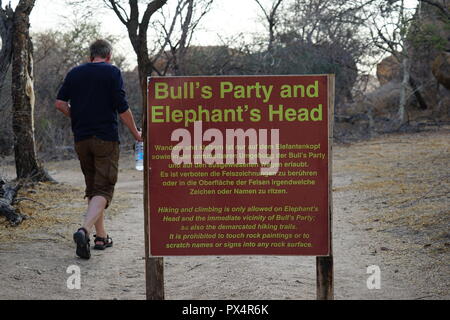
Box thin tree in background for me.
[153,0,214,76]
[254,0,283,52]
[371,0,411,123]
[366,0,428,125]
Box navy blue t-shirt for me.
[57,62,129,142]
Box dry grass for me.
[334,128,450,249]
[0,182,83,242]
[0,180,131,243]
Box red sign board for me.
[147,75,333,256]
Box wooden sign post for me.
[143,96,165,300]
[144,75,334,300]
[317,76,334,300]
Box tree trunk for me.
[398,56,410,124]
[11,0,53,182]
[137,48,153,118]
[174,0,194,76]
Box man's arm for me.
[120,109,143,142]
[55,100,71,117]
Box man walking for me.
[55,39,142,259]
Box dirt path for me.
[0,129,448,300]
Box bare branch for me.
[140,0,168,36]
[107,0,129,26]
[269,0,283,21]
[255,0,284,51]
[178,0,194,52]
[254,0,271,21]
[154,0,183,60]
[128,0,139,39]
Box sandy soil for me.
[0,128,448,300]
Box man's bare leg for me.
[73,196,108,259]
[82,196,107,235]
[94,209,107,238]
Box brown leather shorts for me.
[75,136,120,208]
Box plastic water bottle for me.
[135,140,144,171]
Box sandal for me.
[93,235,113,250]
[73,227,91,259]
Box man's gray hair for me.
[89,39,113,59]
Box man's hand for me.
[55,100,71,117]
[134,130,143,142]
